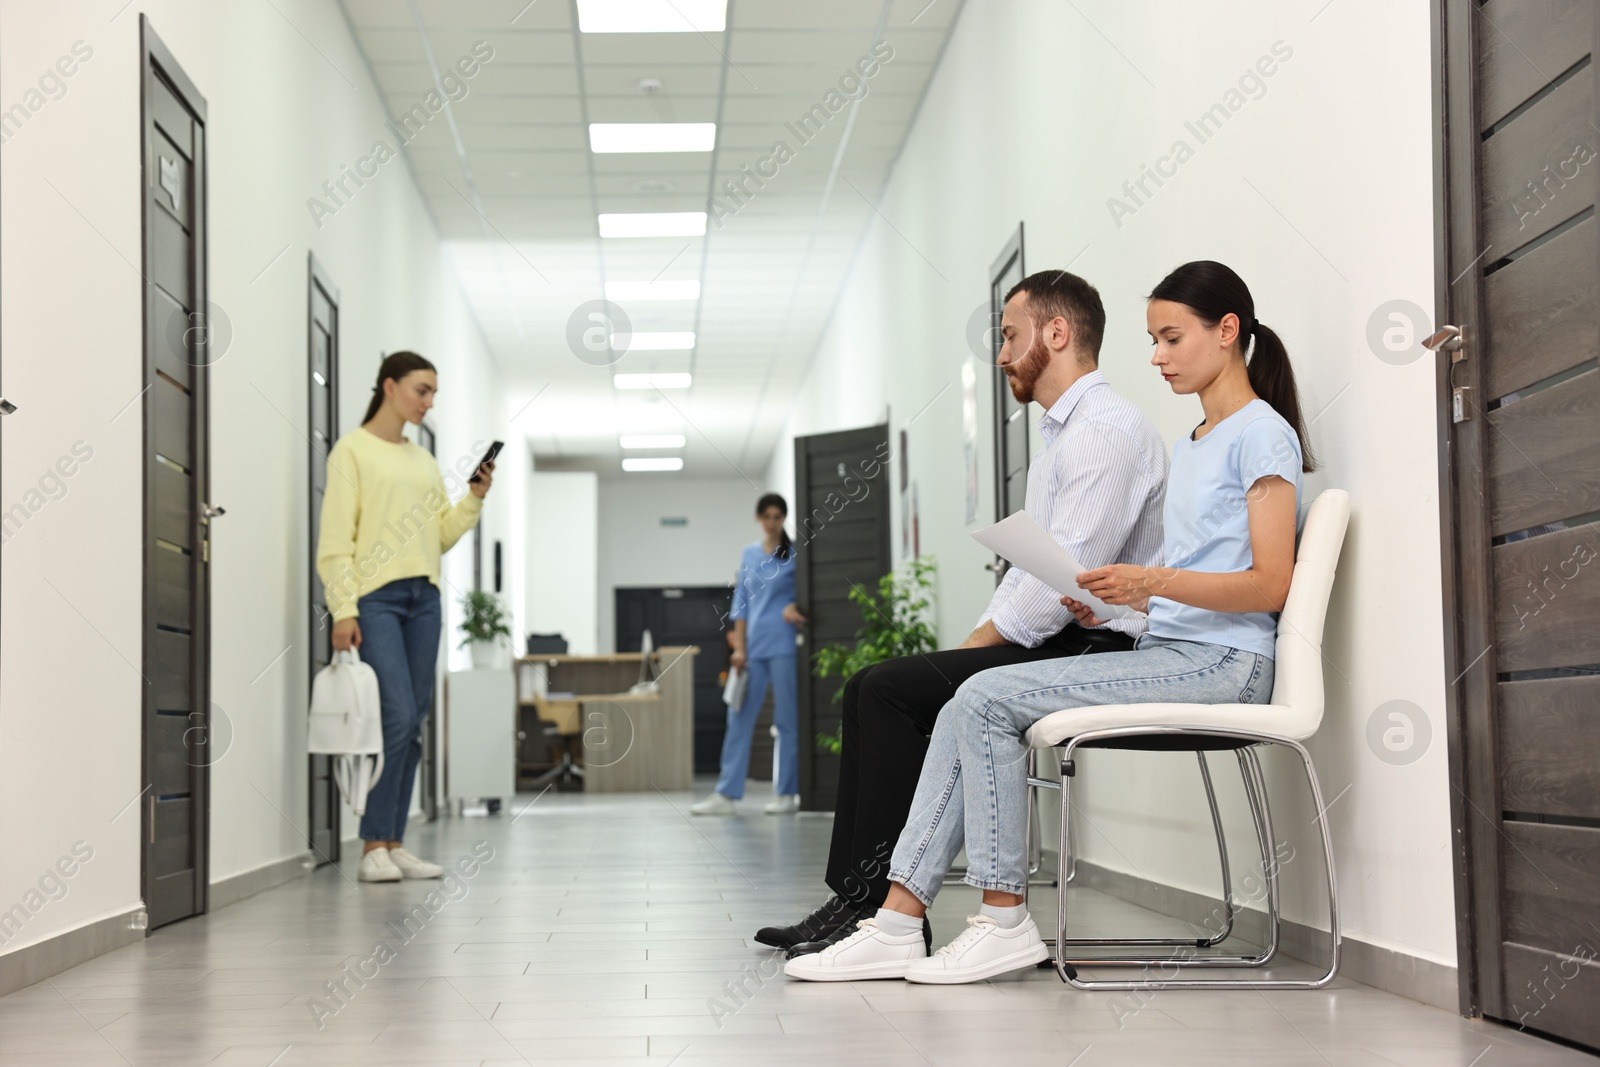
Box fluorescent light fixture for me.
[578,0,726,33]
[623,457,686,472]
[621,434,687,449]
[599,212,706,238]
[614,373,692,390]
[589,123,716,154]
[605,280,700,301]
[613,331,694,351]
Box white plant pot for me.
[470,640,498,670]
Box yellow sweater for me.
[315,427,483,621]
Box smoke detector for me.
[638,77,663,94]
[634,178,675,193]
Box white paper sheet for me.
[971,512,1137,620]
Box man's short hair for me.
[1004,270,1105,364]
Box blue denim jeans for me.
[713,653,799,798]
[356,576,442,842]
[888,635,1273,905]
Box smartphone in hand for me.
[469,440,503,483]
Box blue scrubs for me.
[715,541,799,798]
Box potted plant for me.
[457,590,512,669]
[813,556,938,754]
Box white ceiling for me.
[339,0,961,478]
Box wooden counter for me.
[516,647,698,793]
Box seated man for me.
[754,269,1168,956]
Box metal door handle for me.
[201,504,226,521]
[1423,325,1465,361]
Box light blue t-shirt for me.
[730,540,798,661]
[1146,399,1304,659]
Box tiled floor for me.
[1,784,1593,1066]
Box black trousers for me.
[823,624,1136,909]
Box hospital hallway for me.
[5,0,1600,1063]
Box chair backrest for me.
[1268,489,1351,729]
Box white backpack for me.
[308,647,385,816]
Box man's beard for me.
[1005,330,1049,404]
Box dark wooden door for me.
[615,585,735,774]
[1437,0,1600,1047]
[793,424,892,811]
[140,17,210,930]
[989,225,1027,581]
[307,256,340,865]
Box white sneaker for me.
[783,917,927,981]
[357,847,401,883]
[387,847,444,879]
[904,914,1049,984]
[690,793,737,816]
[763,794,800,814]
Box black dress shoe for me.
[753,895,859,949]
[786,914,932,959]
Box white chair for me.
[1025,488,1350,991]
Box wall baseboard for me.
[0,851,319,998]
[209,851,316,912]
[0,908,144,998]
[1066,859,1458,1011]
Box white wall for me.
[764,0,1453,969]
[0,0,508,954]
[525,471,598,656]
[596,477,757,652]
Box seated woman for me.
[786,260,1317,984]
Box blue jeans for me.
[713,653,799,799]
[356,576,442,842]
[888,635,1274,904]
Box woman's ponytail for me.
[1243,322,1316,471]
[362,350,437,425]
[1149,262,1317,472]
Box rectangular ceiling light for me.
[578,0,726,33]
[613,331,694,351]
[599,212,706,238]
[621,434,687,449]
[614,373,692,390]
[589,123,716,154]
[605,280,700,301]
[622,457,686,472]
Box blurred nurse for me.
[692,493,805,815]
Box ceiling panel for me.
[340,0,962,474]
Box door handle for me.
[985,560,1007,574]
[201,504,226,521]
[1423,325,1464,361]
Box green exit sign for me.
[660,517,688,527]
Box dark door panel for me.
[615,585,733,776]
[794,424,891,811]
[1438,0,1600,1045]
[308,255,341,864]
[141,16,210,930]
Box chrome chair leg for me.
[1052,726,1341,991]
[1046,750,1242,951]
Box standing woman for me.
[692,493,805,815]
[316,351,494,883]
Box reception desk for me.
[515,647,698,793]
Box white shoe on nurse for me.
[783,917,926,981]
[690,793,737,816]
[763,794,799,814]
[904,914,1049,984]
